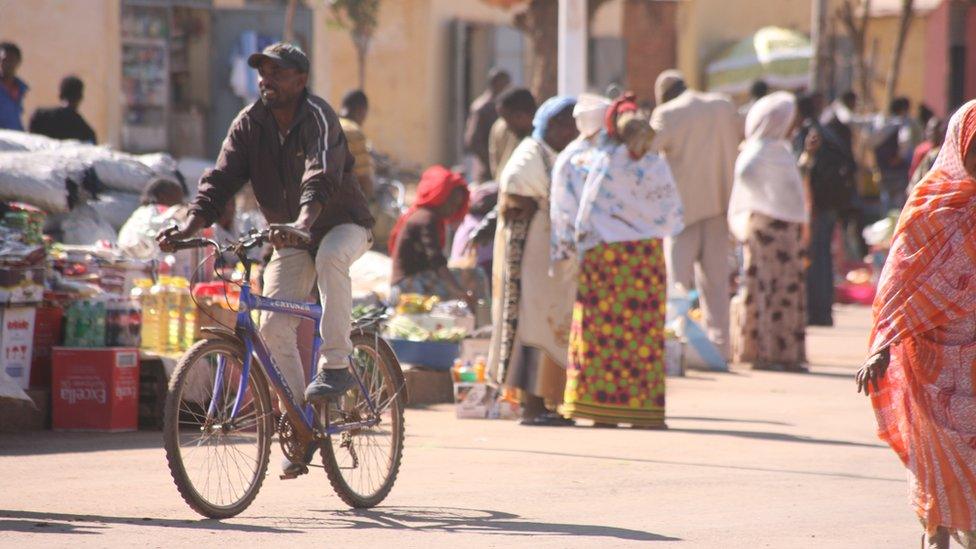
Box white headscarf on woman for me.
[727,91,808,241]
[573,93,611,137]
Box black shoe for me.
[304,368,356,404]
[519,411,576,427]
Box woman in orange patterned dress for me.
[858,100,976,548]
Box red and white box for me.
[52,347,140,431]
[1,306,37,389]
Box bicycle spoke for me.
[171,345,267,511]
[325,340,402,501]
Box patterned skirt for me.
[731,213,807,367]
[562,239,667,427]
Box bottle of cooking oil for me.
[170,277,196,350]
[165,277,189,353]
[131,279,156,351]
[150,276,171,354]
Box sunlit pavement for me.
[0,305,919,548]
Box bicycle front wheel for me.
[163,339,273,518]
[321,331,406,508]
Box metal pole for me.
[558,0,588,96]
[810,0,828,93]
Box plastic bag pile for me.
[0,129,182,214]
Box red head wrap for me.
[605,92,639,140]
[388,165,469,255]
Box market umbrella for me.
[705,26,812,95]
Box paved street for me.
[0,305,920,548]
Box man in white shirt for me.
[651,70,742,361]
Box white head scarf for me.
[727,91,807,241]
[574,93,611,138]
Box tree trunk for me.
[284,0,298,43]
[883,0,914,108]
[515,0,558,100]
[837,0,874,110]
[355,39,367,89]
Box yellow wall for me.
[675,0,818,90]
[317,0,514,171]
[0,0,122,146]
[864,14,930,111]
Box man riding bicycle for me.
[159,43,374,473]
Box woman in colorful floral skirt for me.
[554,93,684,428]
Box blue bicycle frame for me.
[209,276,381,439]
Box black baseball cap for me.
[247,42,310,73]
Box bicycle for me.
[161,226,406,519]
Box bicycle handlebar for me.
[164,224,309,258]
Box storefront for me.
[120,0,313,157]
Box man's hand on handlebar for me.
[157,214,208,253]
[268,222,312,249]
[157,224,193,253]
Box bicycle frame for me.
[207,257,382,439]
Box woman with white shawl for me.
[728,91,810,371]
[559,93,684,428]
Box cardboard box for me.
[0,266,44,305]
[1,307,36,389]
[454,382,491,419]
[52,347,140,432]
[30,306,63,388]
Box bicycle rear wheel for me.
[163,339,273,518]
[321,331,406,508]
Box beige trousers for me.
[664,214,731,360]
[259,223,371,398]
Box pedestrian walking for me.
[728,92,808,371]
[794,92,856,327]
[0,42,27,131]
[464,68,510,183]
[908,116,947,194]
[859,99,976,549]
[823,91,868,263]
[870,97,915,214]
[489,87,536,180]
[338,90,375,200]
[487,95,578,427]
[651,70,741,361]
[28,75,96,143]
[559,93,683,428]
[738,79,769,119]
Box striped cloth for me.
[869,99,976,538]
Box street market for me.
[4,0,976,547]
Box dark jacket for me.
[29,106,96,143]
[793,118,856,212]
[191,91,374,248]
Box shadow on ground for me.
[0,431,163,456]
[300,506,680,541]
[0,510,300,534]
[0,507,679,542]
